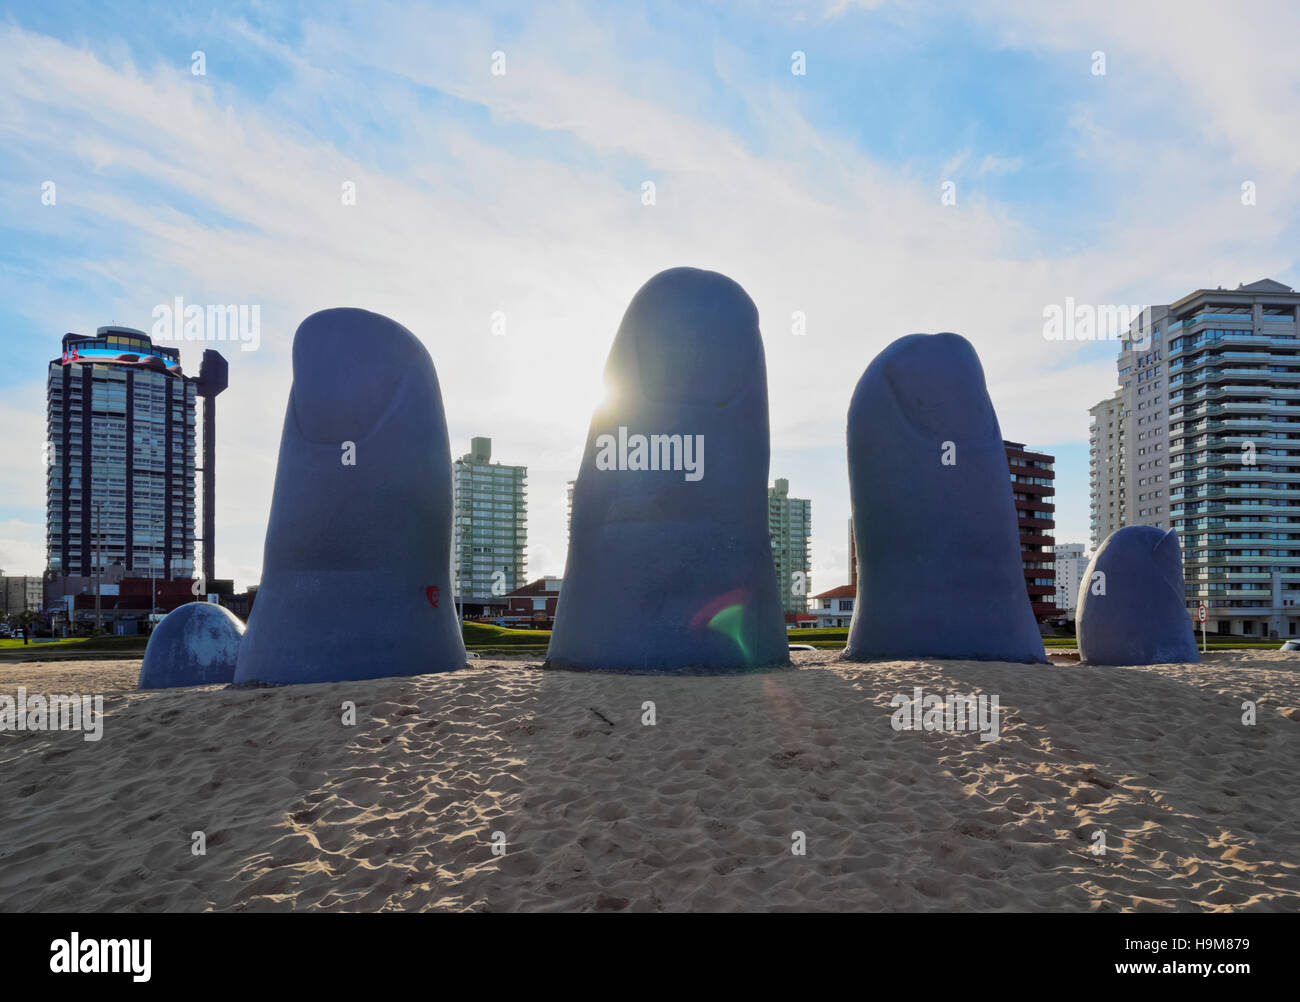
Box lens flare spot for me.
[707,603,750,664]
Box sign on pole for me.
[1198,603,1208,652]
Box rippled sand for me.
[1,651,1298,911]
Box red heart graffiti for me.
[426,585,439,608]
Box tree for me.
[17,609,37,644]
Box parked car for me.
[788,644,816,651]
[0,624,11,638]
[1280,640,1300,652]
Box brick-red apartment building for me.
[1005,440,1058,621]
[503,577,562,629]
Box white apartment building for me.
[1088,389,1125,551]
[453,437,527,614]
[1123,305,1171,532]
[768,478,812,615]
[1052,543,1088,619]
[1089,307,1173,549]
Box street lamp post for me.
[151,515,161,629]
[94,501,103,634]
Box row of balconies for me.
[1171,472,1300,490]
[1178,402,1300,422]
[1168,329,1296,356]
[1171,459,1300,477]
[1172,366,1300,384]
[1173,503,1300,518]
[1171,451,1300,469]
[1173,384,1300,404]
[1171,348,1300,369]
[1172,489,1300,506]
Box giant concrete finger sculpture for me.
[233,308,466,685]
[1077,526,1199,665]
[844,332,1046,664]
[138,602,244,689]
[547,267,788,671]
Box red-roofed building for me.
[811,583,855,628]
[783,611,818,630]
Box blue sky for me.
[3,0,1298,592]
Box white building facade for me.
[768,478,812,614]
[1051,543,1088,619]
[453,437,527,612]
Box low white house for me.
[811,584,855,628]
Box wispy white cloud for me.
[976,153,1023,176]
[0,518,45,575]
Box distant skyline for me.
[3,0,1299,589]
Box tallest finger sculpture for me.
[547,267,789,671]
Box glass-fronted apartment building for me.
[46,328,197,582]
[1166,279,1300,637]
[767,478,812,615]
[452,437,527,614]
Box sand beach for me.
[1,651,1297,912]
